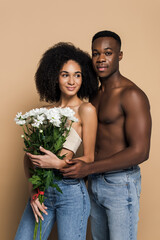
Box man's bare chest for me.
[97,93,123,124]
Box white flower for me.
[15,112,23,119]
[37,114,46,124]
[46,108,60,118]
[59,107,74,117]
[39,129,43,133]
[45,108,61,126]
[28,108,48,117]
[22,111,30,119]
[69,116,78,122]
[15,119,26,125]
[14,112,26,124]
[15,107,78,128]
[31,115,46,128]
[59,107,78,122]
[30,108,40,116]
[50,118,61,127]
[21,134,25,138]
[31,121,40,128]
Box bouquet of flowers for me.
[15,107,78,240]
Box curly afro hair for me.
[35,42,99,102]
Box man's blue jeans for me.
[15,178,90,240]
[88,166,141,240]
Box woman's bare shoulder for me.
[78,102,96,119]
[79,102,96,112]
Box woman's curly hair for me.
[35,42,99,102]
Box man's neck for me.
[100,71,122,91]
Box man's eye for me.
[92,52,98,57]
[105,52,112,56]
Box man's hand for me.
[60,159,90,178]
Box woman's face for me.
[59,60,82,97]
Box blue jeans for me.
[88,166,141,240]
[15,178,90,240]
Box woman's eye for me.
[62,74,68,77]
[75,74,81,78]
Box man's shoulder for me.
[120,78,150,109]
[120,78,148,100]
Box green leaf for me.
[57,154,67,160]
[44,136,53,143]
[51,183,62,193]
[44,170,53,189]
[54,137,64,152]
[29,175,42,188]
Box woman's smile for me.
[59,60,82,96]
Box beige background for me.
[1,0,160,239]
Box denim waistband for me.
[107,165,139,174]
[91,165,140,177]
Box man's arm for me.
[61,87,152,178]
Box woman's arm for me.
[27,103,97,169]
[75,102,97,163]
[26,146,73,169]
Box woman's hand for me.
[26,146,62,169]
[30,191,48,223]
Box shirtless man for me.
[61,31,152,240]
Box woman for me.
[15,42,98,240]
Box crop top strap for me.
[63,127,82,154]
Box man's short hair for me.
[92,30,121,49]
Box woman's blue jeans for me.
[88,166,141,240]
[15,177,90,240]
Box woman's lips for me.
[67,87,76,91]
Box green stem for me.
[67,121,73,135]
[33,221,39,240]
[26,124,30,134]
[33,193,45,240]
[40,219,42,240]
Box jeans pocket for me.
[103,174,126,186]
[134,176,141,198]
[62,178,80,185]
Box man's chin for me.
[99,75,109,81]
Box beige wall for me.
[1,0,160,239]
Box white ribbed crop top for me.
[63,127,82,154]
